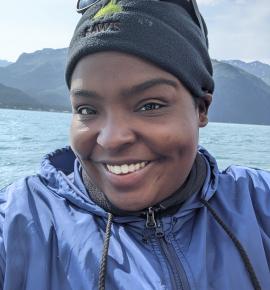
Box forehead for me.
[70,51,180,87]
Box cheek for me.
[148,120,199,155]
[70,118,96,159]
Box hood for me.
[38,146,219,222]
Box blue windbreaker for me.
[0,147,270,290]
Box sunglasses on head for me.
[76,0,206,40]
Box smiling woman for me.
[0,1,270,290]
[69,52,209,211]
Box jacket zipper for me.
[145,207,190,290]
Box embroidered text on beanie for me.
[65,0,214,98]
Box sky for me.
[0,0,269,64]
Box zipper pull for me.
[155,220,165,238]
[146,207,157,228]
[145,207,165,238]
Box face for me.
[70,52,210,211]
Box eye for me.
[139,102,165,111]
[77,106,97,115]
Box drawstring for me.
[200,198,262,290]
[97,199,262,290]
[98,213,113,290]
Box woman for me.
[0,0,269,289]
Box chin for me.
[105,191,163,212]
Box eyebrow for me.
[70,89,101,99]
[70,78,178,99]
[122,78,178,97]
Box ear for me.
[198,93,212,128]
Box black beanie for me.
[65,0,214,98]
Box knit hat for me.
[65,0,214,98]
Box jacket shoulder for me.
[216,165,270,230]
[0,175,48,216]
[222,165,270,192]
[1,174,41,197]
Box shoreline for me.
[0,106,71,114]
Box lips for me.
[105,161,150,175]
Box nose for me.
[97,114,136,151]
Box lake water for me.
[1,108,270,188]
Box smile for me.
[105,161,150,175]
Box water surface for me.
[1,109,269,188]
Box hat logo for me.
[93,0,122,20]
[85,21,121,36]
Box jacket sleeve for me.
[0,187,7,289]
[251,169,270,234]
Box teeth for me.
[106,162,148,175]
[134,163,140,170]
[121,164,129,174]
[129,164,135,172]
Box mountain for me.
[0,48,70,111]
[209,60,270,125]
[0,48,270,125]
[0,82,40,109]
[223,60,270,86]
[0,60,12,67]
